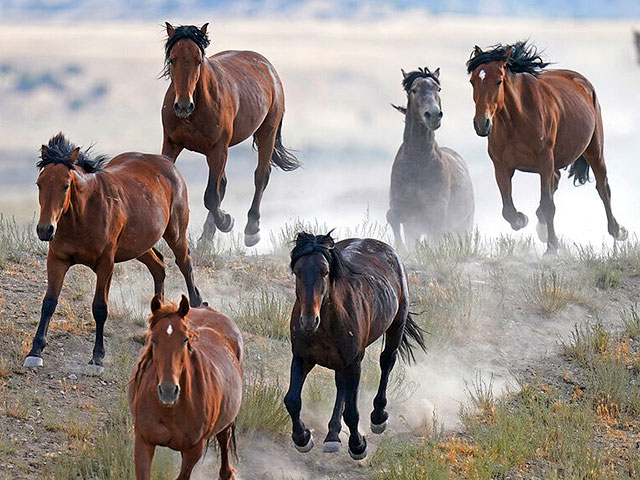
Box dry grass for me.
[524,269,579,314]
[236,373,290,439]
[232,289,291,341]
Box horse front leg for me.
[200,142,232,244]
[283,356,315,452]
[133,434,155,480]
[494,164,528,230]
[24,255,70,367]
[161,135,183,162]
[88,257,114,374]
[323,372,345,453]
[177,441,205,480]
[343,360,367,460]
[244,128,276,247]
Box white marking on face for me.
[167,324,173,336]
[479,70,486,81]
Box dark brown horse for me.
[24,133,201,372]
[129,295,243,480]
[467,41,626,254]
[161,23,299,247]
[284,232,426,460]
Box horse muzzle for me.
[157,382,180,405]
[173,100,194,118]
[473,116,492,137]
[36,223,55,242]
[424,110,443,130]
[300,314,320,335]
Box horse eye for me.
[151,338,157,346]
[183,337,188,344]
[497,80,503,85]
[64,185,70,191]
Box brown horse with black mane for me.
[467,41,626,254]
[24,133,201,372]
[284,232,426,460]
[161,23,299,247]
[129,295,243,480]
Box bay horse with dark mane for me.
[129,295,243,480]
[467,41,626,254]
[24,133,201,372]
[284,232,426,460]
[161,23,300,247]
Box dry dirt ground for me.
[1,235,640,479]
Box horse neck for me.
[58,171,98,230]
[496,72,527,125]
[195,58,220,105]
[403,107,437,158]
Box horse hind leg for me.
[136,248,166,301]
[581,135,627,241]
[386,209,405,252]
[201,142,234,244]
[535,170,560,243]
[244,122,278,247]
[342,361,367,460]
[164,215,202,307]
[216,425,236,480]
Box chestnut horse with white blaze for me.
[24,133,201,372]
[129,295,243,480]
[161,23,299,247]
[467,41,626,254]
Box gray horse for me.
[387,67,474,250]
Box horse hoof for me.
[294,433,314,453]
[371,419,387,434]
[323,441,341,453]
[615,226,628,241]
[244,232,260,247]
[23,356,43,367]
[348,445,368,461]
[85,364,104,376]
[512,213,528,231]
[217,215,234,233]
[536,221,548,243]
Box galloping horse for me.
[467,41,626,254]
[388,66,474,250]
[24,133,202,372]
[129,295,243,480]
[284,232,426,460]
[161,23,300,247]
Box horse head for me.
[148,294,195,406]
[401,67,442,130]
[164,23,209,118]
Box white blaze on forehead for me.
[166,324,173,335]
[479,70,486,81]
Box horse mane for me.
[162,25,211,78]
[37,132,109,173]
[401,67,440,92]
[466,41,550,77]
[290,231,358,283]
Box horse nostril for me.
[47,225,54,236]
[174,385,180,396]
[438,111,443,119]
[188,102,194,112]
[424,111,431,118]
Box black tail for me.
[568,155,591,186]
[398,313,427,364]
[270,119,300,171]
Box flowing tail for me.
[568,155,591,186]
[398,313,427,364]
[269,119,300,171]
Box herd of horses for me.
[19,23,627,479]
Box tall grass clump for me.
[621,305,640,339]
[236,373,289,439]
[412,230,483,277]
[232,290,291,341]
[524,269,577,313]
[0,215,47,266]
[487,233,536,261]
[269,218,328,256]
[562,321,610,366]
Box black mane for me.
[402,67,440,92]
[466,41,550,76]
[290,232,350,282]
[162,25,210,78]
[37,133,108,173]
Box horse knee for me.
[92,302,107,324]
[284,391,301,415]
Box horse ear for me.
[68,147,80,164]
[40,145,48,158]
[178,294,190,317]
[166,22,175,38]
[150,294,162,314]
[401,68,409,79]
[432,67,440,79]
[391,104,407,115]
[473,45,482,57]
[200,23,209,34]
